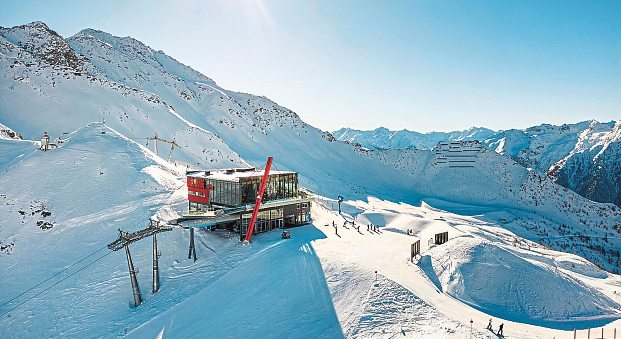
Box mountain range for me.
[334,121,621,207]
[1,22,620,337]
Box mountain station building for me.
[184,167,312,239]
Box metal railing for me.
[573,327,617,339]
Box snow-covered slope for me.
[483,120,621,207]
[363,143,621,273]
[0,123,344,338]
[333,126,496,150]
[425,236,619,326]
[335,121,621,207]
[0,22,246,170]
[0,22,419,204]
[0,123,181,336]
[312,198,621,337]
[62,27,423,202]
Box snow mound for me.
[420,237,621,328]
[346,275,484,339]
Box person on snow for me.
[486,319,493,330]
[497,323,504,336]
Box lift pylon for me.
[152,232,161,294]
[124,243,142,307]
[146,132,180,162]
[107,223,172,304]
[188,228,197,262]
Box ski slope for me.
[312,197,621,338]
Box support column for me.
[125,244,142,307]
[188,228,197,262]
[152,232,160,294]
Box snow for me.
[127,226,342,339]
[189,168,295,181]
[332,126,497,150]
[2,21,621,339]
[1,124,620,338]
[424,237,620,328]
[364,145,621,274]
[311,197,621,338]
[335,121,621,208]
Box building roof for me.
[187,168,296,182]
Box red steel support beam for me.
[243,157,273,243]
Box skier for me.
[486,319,492,330]
[497,323,504,336]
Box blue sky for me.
[1,0,619,132]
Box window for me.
[301,203,308,208]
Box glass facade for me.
[240,207,284,237]
[203,172,298,208]
[206,179,242,207]
[240,173,298,205]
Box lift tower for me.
[107,222,172,306]
[146,132,180,162]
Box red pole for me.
[243,157,273,243]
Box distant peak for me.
[2,21,54,35]
[76,28,103,35]
[72,28,113,41]
[373,126,391,132]
[23,21,50,29]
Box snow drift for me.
[420,236,621,329]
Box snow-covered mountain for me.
[333,126,496,150]
[490,121,621,207]
[361,142,621,273]
[0,22,417,203]
[2,20,620,270]
[2,22,621,338]
[0,22,246,169]
[335,121,621,208]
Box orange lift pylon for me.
[243,157,273,243]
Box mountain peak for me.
[18,21,51,30]
[0,21,86,71]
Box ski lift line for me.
[0,250,114,318]
[0,245,109,309]
[61,146,132,155]
[196,234,233,269]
